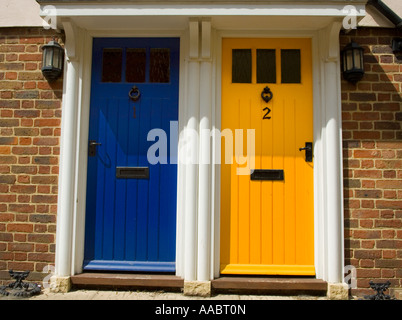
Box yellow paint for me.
[220,38,314,275]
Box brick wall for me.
[0,26,401,297]
[0,28,62,284]
[340,28,402,298]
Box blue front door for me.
[83,38,179,272]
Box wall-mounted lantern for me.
[392,38,402,52]
[341,41,365,83]
[41,38,64,82]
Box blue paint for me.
[84,38,179,272]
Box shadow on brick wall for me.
[340,27,402,298]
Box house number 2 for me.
[261,86,273,120]
[263,107,271,120]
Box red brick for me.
[353,131,381,140]
[354,170,382,178]
[0,146,11,154]
[32,195,58,204]
[8,243,34,252]
[28,253,54,263]
[7,223,33,233]
[353,230,381,239]
[27,234,54,244]
[376,200,402,210]
[34,119,61,127]
[356,268,381,278]
[355,190,382,199]
[8,204,35,213]
[10,185,36,194]
[376,180,402,189]
[33,137,58,146]
[349,93,377,101]
[18,53,42,61]
[354,249,382,259]
[375,160,402,169]
[354,150,381,158]
[375,219,402,228]
[8,262,34,271]
[12,146,38,155]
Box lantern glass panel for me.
[345,49,353,71]
[353,49,362,69]
[44,47,54,67]
[58,49,64,69]
[53,49,60,69]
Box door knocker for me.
[261,86,273,120]
[129,86,141,102]
[261,86,273,103]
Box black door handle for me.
[299,142,313,162]
[88,140,102,157]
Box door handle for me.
[88,140,102,157]
[299,142,313,162]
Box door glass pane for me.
[150,48,170,83]
[126,48,146,83]
[102,48,123,83]
[232,49,252,83]
[281,49,301,84]
[257,49,276,83]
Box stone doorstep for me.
[211,277,328,297]
[70,273,184,291]
[69,273,328,297]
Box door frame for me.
[56,24,188,277]
[212,25,345,283]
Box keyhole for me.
[133,106,136,119]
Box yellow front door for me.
[220,38,315,275]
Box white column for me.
[325,60,344,283]
[54,20,80,277]
[320,22,345,284]
[183,19,200,281]
[197,20,212,281]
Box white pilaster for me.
[319,21,345,284]
[183,19,200,281]
[54,19,81,277]
[197,19,213,281]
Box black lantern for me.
[341,42,365,83]
[41,38,64,82]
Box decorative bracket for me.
[0,270,41,298]
[363,281,396,300]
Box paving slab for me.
[13,288,327,300]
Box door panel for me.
[84,38,179,272]
[220,38,314,275]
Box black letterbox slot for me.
[116,167,149,179]
[250,169,284,181]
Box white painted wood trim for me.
[40,3,366,18]
[72,31,93,276]
[55,19,80,277]
[197,20,213,282]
